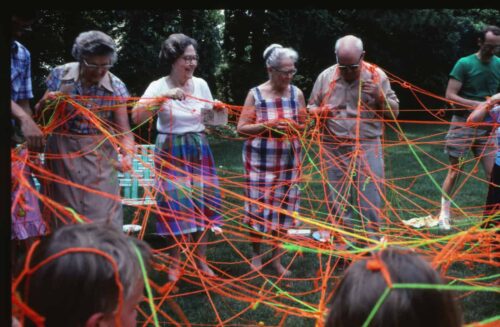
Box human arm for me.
[11,100,44,151]
[295,88,308,131]
[467,93,500,124]
[113,102,134,172]
[131,81,186,125]
[236,90,267,136]
[307,70,337,119]
[307,73,327,116]
[34,89,66,117]
[236,90,284,136]
[445,78,482,108]
[131,97,159,126]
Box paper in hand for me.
[202,107,228,126]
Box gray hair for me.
[22,223,151,327]
[71,30,118,64]
[263,43,298,68]
[334,35,364,54]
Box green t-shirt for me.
[449,54,500,101]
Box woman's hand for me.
[111,153,132,173]
[35,91,64,113]
[266,118,301,135]
[166,88,186,100]
[213,100,227,112]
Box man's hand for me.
[361,80,383,104]
[310,104,338,119]
[20,116,45,152]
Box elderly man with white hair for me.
[36,30,133,229]
[308,35,399,246]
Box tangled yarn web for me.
[12,68,499,326]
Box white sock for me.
[439,197,450,220]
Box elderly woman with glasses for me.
[237,44,307,277]
[132,33,223,281]
[36,30,133,229]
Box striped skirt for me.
[154,132,222,236]
[243,137,301,232]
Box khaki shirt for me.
[308,62,399,139]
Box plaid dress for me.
[155,132,222,236]
[243,85,302,232]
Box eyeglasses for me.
[272,67,297,76]
[336,54,362,71]
[181,55,199,63]
[82,59,113,70]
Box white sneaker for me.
[438,218,451,230]
[122,224,142,233]
[210,226,223,234]
[312,230,331,243]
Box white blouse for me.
[139,76,214,134]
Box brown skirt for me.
[43,133,123,229]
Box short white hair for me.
[334,35,363,54]
[263,43,298,68]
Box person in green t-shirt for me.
[439,25,500,230]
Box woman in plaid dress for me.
[132,34,224,281]
[237,44,307,276]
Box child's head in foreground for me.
[326,247,463,327]
[18,223,152,327]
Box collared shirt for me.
[45,62,129,134]
[308,61,399,139]
[11,41,33,101]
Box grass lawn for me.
[127,122,499,326]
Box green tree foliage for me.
[22,9,499,120]
[220,9,499,118]
[117,10,222,97]
[24,10,120,99]
[24,10,223,99]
